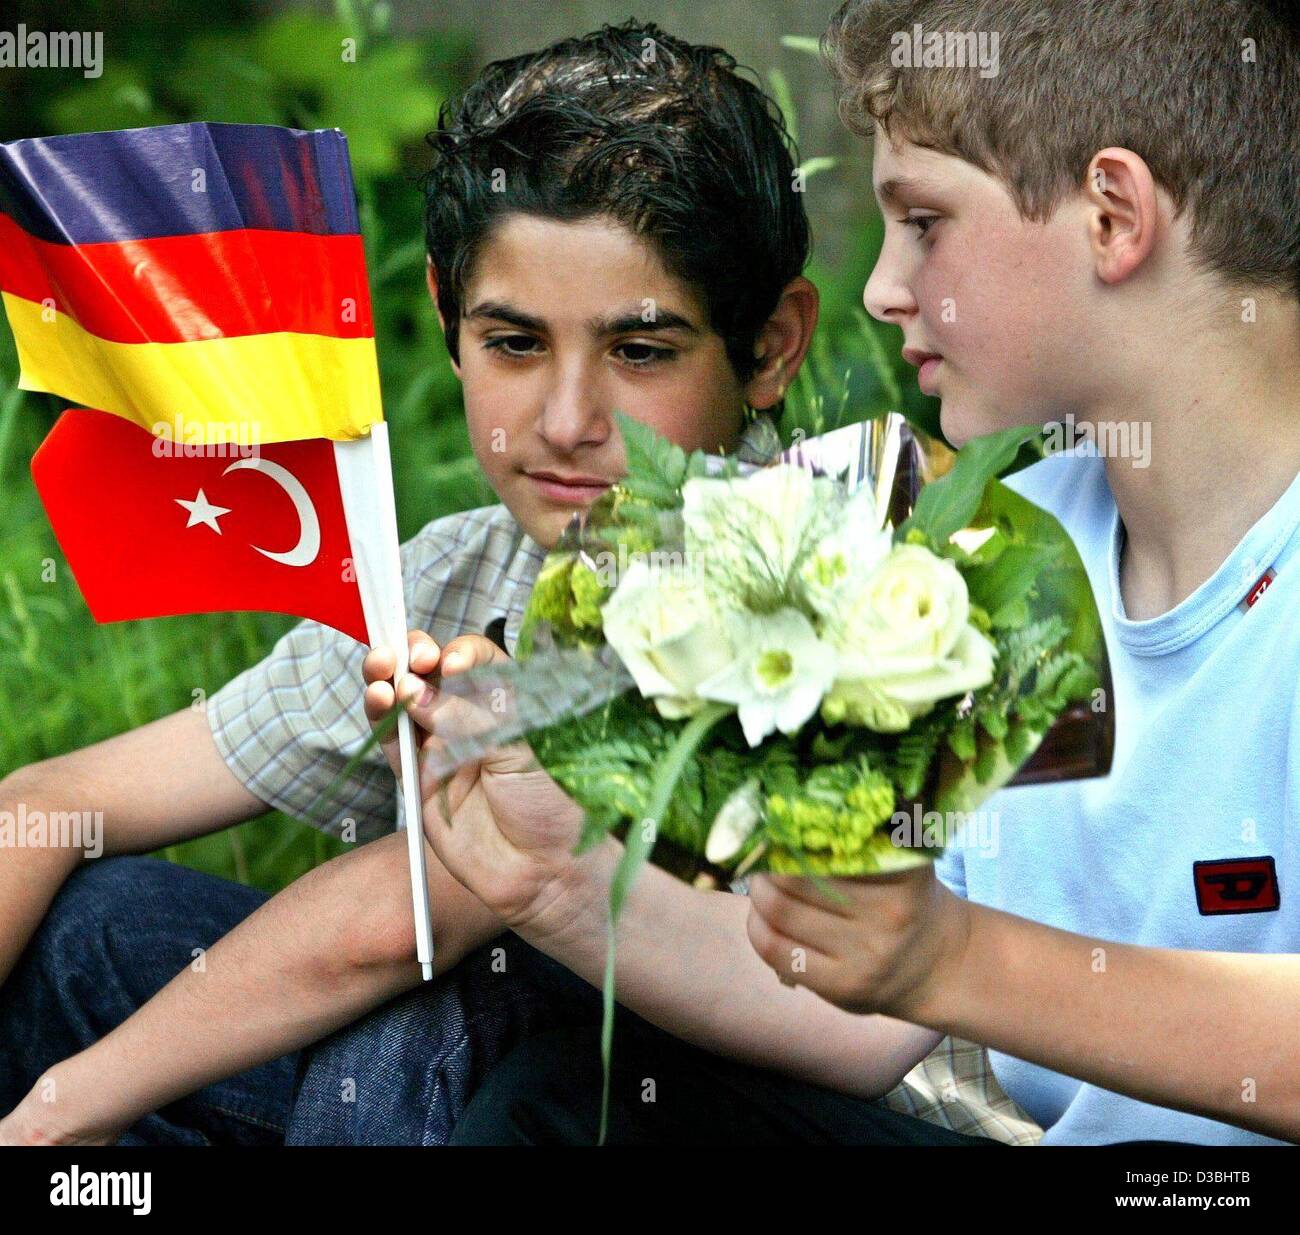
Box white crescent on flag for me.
[221,456,321,568]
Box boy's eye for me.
[614,341,674,368]
[901,213,939,239]
[484,334,543,358]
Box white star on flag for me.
[175,488,232,533]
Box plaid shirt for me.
[207,501,1041,1145]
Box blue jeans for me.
[285,927,600,1144]
[0,856,295,1144]
[0,855,598,1145]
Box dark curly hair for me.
[422,20,812,380]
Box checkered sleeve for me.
[206,615,394,840]
[877,1035,1043,1145]
[875,850,1031,1140]
[206,529,460,841]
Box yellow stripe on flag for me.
[3,291,383,445]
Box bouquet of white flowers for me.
[419,410,1111,1137]
[504,412,1110,885]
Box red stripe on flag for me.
[0,212,374,343]
[32,407,370,645]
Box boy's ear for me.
[744,275,819,411]
[1083,148,1161,285]
[426,257,461,377]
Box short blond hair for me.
[825,0,1300,296]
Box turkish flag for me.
[32,407,370,644]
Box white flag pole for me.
[335,424,435,981]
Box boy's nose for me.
[537,362,610,454]
[862,252,916,325]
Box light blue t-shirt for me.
[935,447,1300,1146]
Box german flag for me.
[0,122,383,445]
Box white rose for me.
[822,543,996,732]
[601,558,740,719]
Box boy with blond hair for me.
[449,0,1300,1145]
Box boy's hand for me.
[363,630,503,777]
[745,865,972,1023]
[362,630,444,777]
[397,636,587,936]
[421,739,587,938]
[366,631,587,934]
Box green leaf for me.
[612,410,687,504]
[946,715,977,761]
[966,480,1104,662]
[46,68,172,133]
[990,594,1031,629]
[686,448,737,482]
[766,67,798,146]
[781,35,824,56]
[796,156,839,182]
[899,423,1041,547]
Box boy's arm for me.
[0,707,270,984]
[0,826,503,1146]
[945,901,1300,1141]
[527,844,943,1097]
[747,868,1300,1142]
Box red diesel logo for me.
[1244,568,1276,609]
[1193,856,1280,915]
